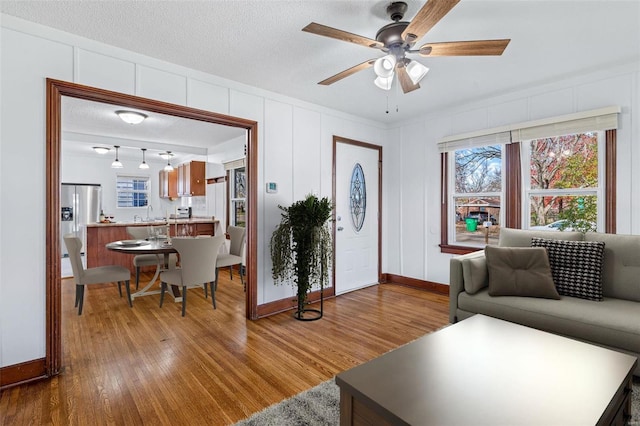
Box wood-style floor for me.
[0,271,449,425]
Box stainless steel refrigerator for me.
[61,183,102,256]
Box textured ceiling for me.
[2,1,640,126]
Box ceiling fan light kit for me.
[302,0,510,94]
[374,75,394,91]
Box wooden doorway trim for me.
[45,79,259,377]
[331,136,383,290]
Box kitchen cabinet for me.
[159,169,178,199]
[177,160,206,197]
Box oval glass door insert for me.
[350,163,366,232]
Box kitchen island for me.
[86,218,220,274]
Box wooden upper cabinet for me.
[174,161,205,197]
[159,169,178,200]
[188,161,206,196]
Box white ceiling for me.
[2,1,640,126]
[61,97,246,163]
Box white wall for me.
[0,15,388,367]
[385,61,640,285]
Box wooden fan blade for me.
[396,65,420,94]
[419,39,511,56]
[303,22,383,49]
[318,59,376,86]
[402,0,460,44]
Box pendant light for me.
[139,148,149,169]
[111,145,123,169]
[163,151,174,172]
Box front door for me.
[333,137,381,294]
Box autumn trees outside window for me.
[525,132,601,233]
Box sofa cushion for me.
[499,227,583,247]
[462,256,488,294]
[584,232,640,302]
[531,238,605,301]
[457,290,640,354]
[485,246,560,299]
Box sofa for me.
[450,228,640,375]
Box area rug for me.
[235,378,639,425]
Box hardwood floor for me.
[0,272,449,425]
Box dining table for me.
[105,239,182,302]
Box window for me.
[439,107,618,254]
[451,145,503,246]
[229,166,246,227]
[525,132,602,233]
[116,175,150,208]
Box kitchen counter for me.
[86,218,221,273]
[87,217,218,227]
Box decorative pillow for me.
[530,237,605,301]
[485,246,560,299]
[461,256,488,295]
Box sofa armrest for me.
[449,250,486,323]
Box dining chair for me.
[63,234,132,315]
[159,235,225,316]
[216,226,246,290]
[126,226,176,289]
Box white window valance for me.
[438,106,620,152]
[223,157,245,171]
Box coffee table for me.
[336,315,636,425]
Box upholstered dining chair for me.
[126,226,176,289]
[216,226,246,289]
[63,234,132,315]
[159,235,225,317]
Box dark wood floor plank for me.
[0,273,449,425]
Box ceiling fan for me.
[302,0,510,94]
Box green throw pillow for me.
[485,246,560,299]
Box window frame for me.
[227,166,246,228]
[448,144,505,248]
[522,131,604,231]
[116,174,150,209]
[440,130,616,255]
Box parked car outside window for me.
[465,211,497,225]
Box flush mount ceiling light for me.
[115,110,148,125]
[139,148,149,169]
[93,146,110,154]
[159,152,174,160]
[163,151,174,172]
[111,145,123,169]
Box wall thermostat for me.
[266,182,277,193]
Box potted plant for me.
[270,194,333,320]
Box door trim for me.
[45,79,259,378]
[332,136,383,289]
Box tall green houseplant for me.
[270,194,333,320]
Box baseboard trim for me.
[256,287,336,318]
[382,273,449,295]
[0,358,48,390]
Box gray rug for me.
[236,378,639,425]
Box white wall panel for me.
[292,107,321,200]
[399,122,426,279]
[263,99,295,302]
[76,49,135,94]
[0,29,74,367]
[528,88,574,120]
[187,79,229,115]
[136,65,187,105]
[450,108,488,135]
[488,99,528,128]
[381,129,401,275]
